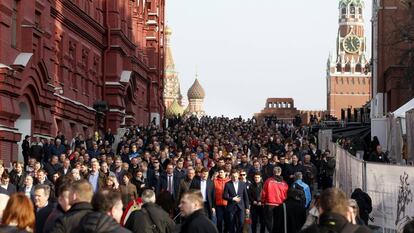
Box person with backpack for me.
[124,189,175,233]
[272,188,307,233]
[299,188,372,233]
[292,172,311,209]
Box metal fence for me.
[331,142,414,233]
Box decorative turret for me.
[185,73,206,118]
[165,99,184,118]
[339,0,364,8]
[163,25,183,110]
[187,76,205,100]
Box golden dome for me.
[166,99,184,117]
[187,78,205,99]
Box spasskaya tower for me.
[327,0,371,119]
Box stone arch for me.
[15,90,37,162]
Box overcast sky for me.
[166,0,372,119]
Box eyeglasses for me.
[240,174,246,176]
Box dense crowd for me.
[0,116,413,233]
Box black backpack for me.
[292,183,306,208]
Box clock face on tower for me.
[343,35,361,54]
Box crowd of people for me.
[0,116,413,233]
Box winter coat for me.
[180,209,218,233]
[213,177,230,206]
[272,199,306,233]
[300,212,372,233]
[124,203,175,233]
[261,176,288,206]
[79,212,131,233]
[49,202,94,233]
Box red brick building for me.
[254,98,326,124]
[326,0,372,119]
[371,0,414,116]
[0,0,165,163]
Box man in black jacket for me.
[189,167,215,219]
[125,189,175,233]
[179,189,218,233]
[223,169,250,233]
[50,180,94,233]
[22,135,31,167]
[299,188,372,233]
[248,172,265,233]
[9,161,26,191]
[34,184,56,233]
[79,190,131,233]
[272,188,306,233]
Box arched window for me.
[358,7,362,14]
[341,6,347,15]
[350,4,356,15]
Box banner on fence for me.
[318,129,332,152]
[334,144,364,196]
[365,163,414,232]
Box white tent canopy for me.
[393,97,414,118]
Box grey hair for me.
[141,189,156,204]
[35,184,51,197]
[273,166,282,176]
[294,172,303,180]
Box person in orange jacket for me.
[213,167,230,233]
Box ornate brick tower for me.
[327,0,371,119]
[163,26,183,110]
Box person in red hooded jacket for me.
[261,166,288,232]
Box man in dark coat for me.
[34,184,56,233]
[22,135,31,167]
[189,167,215,219]
[43,182,72,233]
[125,189,175,233]
[50,180,95,233]
[248,172,265,233]
[0,173,16,195]
[299,188,372,233]
[223,169,250,233]
[31,137,44,162]
[179,190,218,233]
[80,189,131,233]
[158,164,181,201]
[272,188,306,233]
[9,161,26,191]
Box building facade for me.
[254,98,326,124]
[371,0,414,117]
[0,0,165,163]
[327,0,371,119]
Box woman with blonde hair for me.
[0,193,35,232]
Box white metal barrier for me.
[331,142,414,233]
